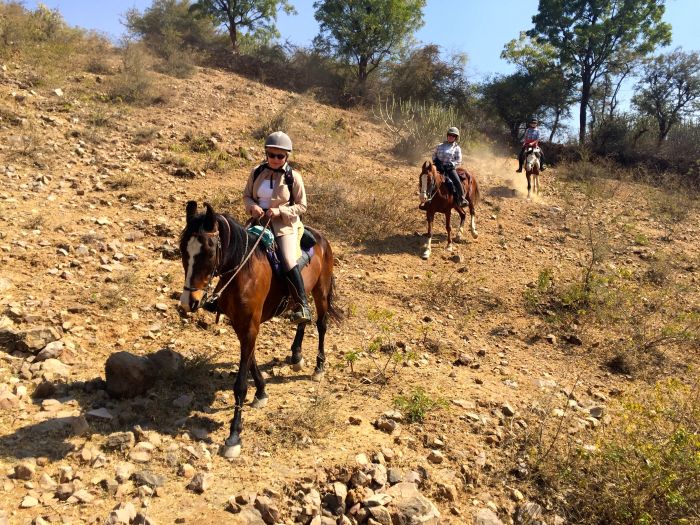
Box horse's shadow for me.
[0,353,313,461]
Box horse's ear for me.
[186,201,197,224]
[203,202,217,231]
[422,160,431,170]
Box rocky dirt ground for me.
[1,60,699,525]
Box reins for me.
[201,216,271,308]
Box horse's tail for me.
[326,274,343,323]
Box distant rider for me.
[432,126,468,207]
[516,116,546,172]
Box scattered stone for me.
[474,508,505,525]
[105,431,135,451]
[105,502,137,525]
[385,482,440,524]
[501,403,516,417]
[427,450,444,464]
[589,406,604,419]
[254,495,281,524]
[517,502,544,524]
[20,495,39,508]
[14,461,36,480]
[133,470,165,488]
[187,472,213,493]
[87,407,114,420]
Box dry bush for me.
[251,97,301,141]
[266,394,338,448]
[132,127,158,145]
[303,169,415,245]
[523,377,700,524]
[108,43,168,106]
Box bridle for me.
[183,216,269,308]
[420,164,440,202]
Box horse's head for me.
[419,160,437,203]
[179,201,221,313]
[525,146,540,171]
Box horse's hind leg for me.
[468,195,478,239]
[289,323,306,371]
[250,357,268,408]
[445,211,454,252]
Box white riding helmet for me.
[264,131,293,152]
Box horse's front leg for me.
[526,172,532,199]
[422,211,434,259]
[223,329,257,458]
[468,196,478,239]
[454,206,466,242]
[289,323,306,371]
[534,171,540,195]
[312,289,329,381]
[445,211,453,252]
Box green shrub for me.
[394,388,446,423]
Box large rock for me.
[1,326,62,354]
[105,349,183,398]
[385,482,440,524]
[230,508,266,525]
[474,509,505,525]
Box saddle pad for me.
[246,225,275,249]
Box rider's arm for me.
[243,167,259,215]
[453,145,462,166]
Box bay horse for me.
[179,202,340,458]
[418,160,480,259]
[524,143,541,198]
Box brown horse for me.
[179,202,340,458]
[418,160,480,259]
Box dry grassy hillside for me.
[1,41,699,525]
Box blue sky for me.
[24,0,699,83]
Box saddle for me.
[246,224,317,278]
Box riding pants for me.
[277,230,298,271]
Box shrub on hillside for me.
[526,377,700,524]
[108,43,168,105]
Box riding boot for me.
[448,171,468,207]
[285,265,312,325]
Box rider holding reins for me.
[243,131,312,325]
[516,116,546,173]
[433,126,468,207]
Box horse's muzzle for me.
[180,290,202,313]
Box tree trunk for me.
[549,107,562,142]
[579,72,592,144]
[227,20,238,52]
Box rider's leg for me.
[516,148,524,172]
[279,232,312,325]
[447,169,467,206]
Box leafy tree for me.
[125,0,221,58]
[189,0,295,52]
[482,72,538,142]
[501,32,575,141]
[313,0,426,92]
[387,44,470,107]
[528,0,671,143]
[633,49,700,145]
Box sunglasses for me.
[447,133,458,137]
[266,152,287,160]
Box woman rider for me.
[433,126,468,207]
[243,131,311,325]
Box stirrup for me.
[289,305,312,325]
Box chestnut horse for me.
[418,160,480,259]
[179,202,340,458]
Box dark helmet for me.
[264,131,293,152]
[528,116,538,124]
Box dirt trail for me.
[1,63,697,524]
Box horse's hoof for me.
[312,369,325,382]
[471,230,479,239]
[421,251,430,260]
[251,396,268,409]
[221,437,241,458]
[290,357,305,372]
[447,244,454,252]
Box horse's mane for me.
[179,213,263,272]
[422,159,443,184]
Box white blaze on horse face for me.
[419,172,428,202]
[180,237,203,312]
